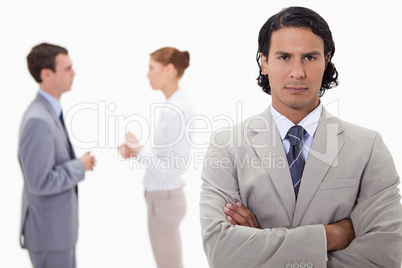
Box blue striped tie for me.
[286,126,306,198]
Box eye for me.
[278,55,289,60]
[304,55,317,61]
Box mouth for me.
[284,86,308,93]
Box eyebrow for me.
[274,50,323,56]
[304,51,322,57]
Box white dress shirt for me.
[270,103,322,160]
[138,89,194,192]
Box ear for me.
[165,63,175,74]
[40,68,53,82]
[325,52,331,67]
[260,53,268,75]
[165,63,178,78]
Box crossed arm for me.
[223,201,355,252]
[201,132,402,267]
[201,132,331,267]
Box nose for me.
[290,60,305,80]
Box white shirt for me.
[137,89,194,192]
[270,103,322,160]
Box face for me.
[51,53,75,94]
[147,58,169,90]
[261,27,329,115]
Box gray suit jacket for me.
[200,107,402,267]
[18,93,85,252]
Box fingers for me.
[222,203,251,227]
[234,202,260,228]
[80,151,94,171]
[90,154,96,171]
[126,131,137,141]
[223,204,242,225]
[118,144,133,158]
[225,215,238,226]
[223,202,260,228]
[126,132,140,148]
[118,144,127,158]
[86,151,96,171]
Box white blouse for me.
[137,89,194,192]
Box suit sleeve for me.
[200,132,327,268]
[19,118,85,196]
[328,133,402,268]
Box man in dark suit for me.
[18,43,96,268]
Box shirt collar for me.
[166,88,184,105]
[270,102,323,140]
[38,89,62,117]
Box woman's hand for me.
[118,132,143,158]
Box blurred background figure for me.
[119,47,192,268]
[19,43,95,268]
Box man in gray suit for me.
[200,7,402,268]
[18,43,96,268]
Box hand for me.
[118,144,137,159]
[223,202,261,229]
[80,151,96,171]
[125,131,142,154]
[324,219,355,251]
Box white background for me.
[1,0,401,267]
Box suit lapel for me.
[249,108,295,223]
[292,109,345,227]
[36,93,71,153]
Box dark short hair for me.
[27,43,68,83]
[256,6,339,97]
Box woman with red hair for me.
[119,47,192,268]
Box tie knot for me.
[286,125,306,147]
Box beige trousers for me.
[145,188,186,268]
